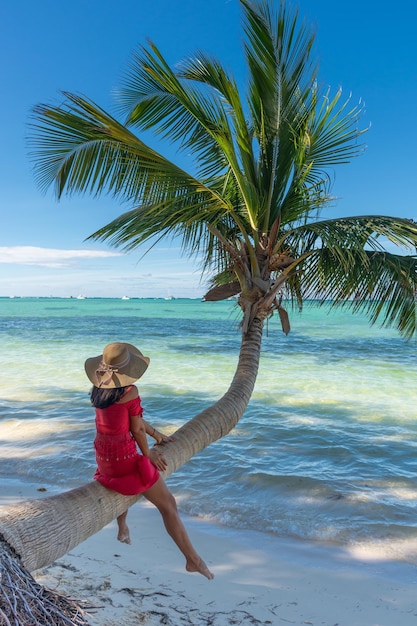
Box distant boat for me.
[121,295,131,300]
[76,294,87,300]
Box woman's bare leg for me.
[117,509,131,544]
[143,477,214,579]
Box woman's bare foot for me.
[117,511,131,544]
[117,525,131,544]
[186,557,214,580]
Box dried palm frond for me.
[277,304,291,335]
[0,541,90,626]
[202,281,241,301]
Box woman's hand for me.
[153,430,174,445]
[148,447,168,472]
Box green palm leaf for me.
[30,93,204,199]
[299,248,416,338]
[281,215,417,257]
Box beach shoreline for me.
[1,479,416,626]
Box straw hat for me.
[84,342,150,388]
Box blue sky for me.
[1,0,416,298]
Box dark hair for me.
[90,386,129,409]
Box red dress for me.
[93,392,159,496]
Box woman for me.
[85,341,214,580]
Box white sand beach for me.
[1,480,416,626]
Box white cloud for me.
[0,246,123,268]
[0,245,208,298]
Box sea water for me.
[0,297,416,563]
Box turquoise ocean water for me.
[0,297,416,562]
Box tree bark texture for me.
[0,317,264,573]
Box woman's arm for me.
[130,414,150,456]
[130,414,167,471]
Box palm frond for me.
[29,93,253,268]
[118,43,230,175]
[29,92,208,200]
[203,281,241,301]
[299,248,417,338]
[241,1,367,232]
[178,52,257,187]
[276,215,417,337]
[304,87,367,168]
[242,0,317,229]
[117,42,265,232]
[279,215,417,259]
[243,0,317,138]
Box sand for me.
[1,480,417,626]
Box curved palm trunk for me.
[0,317,264,573]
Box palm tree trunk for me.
[166,315,264,471]
[0,316,264,573]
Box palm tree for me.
[1,2,416,616]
